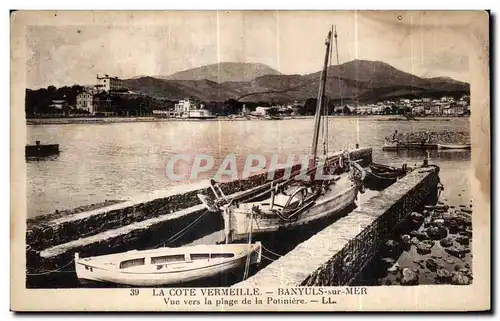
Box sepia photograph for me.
[10,9,490,311]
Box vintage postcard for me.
[11,10,490,311]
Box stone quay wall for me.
[26,148,372,271]
[234,166,439,288]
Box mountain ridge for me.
[160,62,282,83]
[123,60,469,103]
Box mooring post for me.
[423,151,429,167]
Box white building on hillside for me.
[96,74,124,92]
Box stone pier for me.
[234,166,440,287]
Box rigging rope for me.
[261,244,283,258]
[261,254,278,262]
[334,25,343,108]
[153,209,209,248]
[26,259,75,276]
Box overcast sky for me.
[25,11,476,89]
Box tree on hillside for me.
[47,85,57,94]
[267,107,280,116]
[300,98,317,115]
[224,98,242,115]
[327,100,336,115]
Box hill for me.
[161,62,282,83]
[124,60,469,103]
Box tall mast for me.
[334,25,343,107]
[311,29,333,163]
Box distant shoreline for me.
[26,115,467,125]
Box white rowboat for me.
[438,143,471,150]
[74,243,262,286]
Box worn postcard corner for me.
[10,10,490,312]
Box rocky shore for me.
[373,199,473,286]
[386,130,470,145]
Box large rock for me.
[383,239,400,255]
[435,269,453,283]
[455,235,470,246]
[387,263,401,274]
[425,226,448,240]
[451,271,471,285]
[447,221,460,234]
[425,258,439,272]
[410,212,425,225]
[432,219,445,227]
[441,211,457,223]
[445,245,470,258]
[460,227,473,238]
[410,237,420,246]
[423,217,433,228]
[415,231,430,241]
[416,240,434,255]
[400,268,419,285]
[455,213,472,226]
[400,234,411,250]
[461,208,472,214]
[440,237,454,247]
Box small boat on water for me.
[382,142,438,151]
[438,143,471,150]
[382,143,401,151]
[75,243,262,286]
[364,163,408,189]
[25,141,59,158]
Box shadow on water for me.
[26,154,60,162]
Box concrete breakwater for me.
[234,166,440,287]
[26,147,373,286]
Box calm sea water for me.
[26,117,471,218]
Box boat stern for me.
[74,254,105,284]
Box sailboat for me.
[198,26,366,243]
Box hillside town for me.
[25,74,471,119]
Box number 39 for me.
[130,289,140,296]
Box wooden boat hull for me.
[75,243,261,287]
[364,164,405,190]
[382,144,399,151]
[382,143,438,151]
[226,175,358,242]
[25,144,59,158]
[438,143,471,150]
